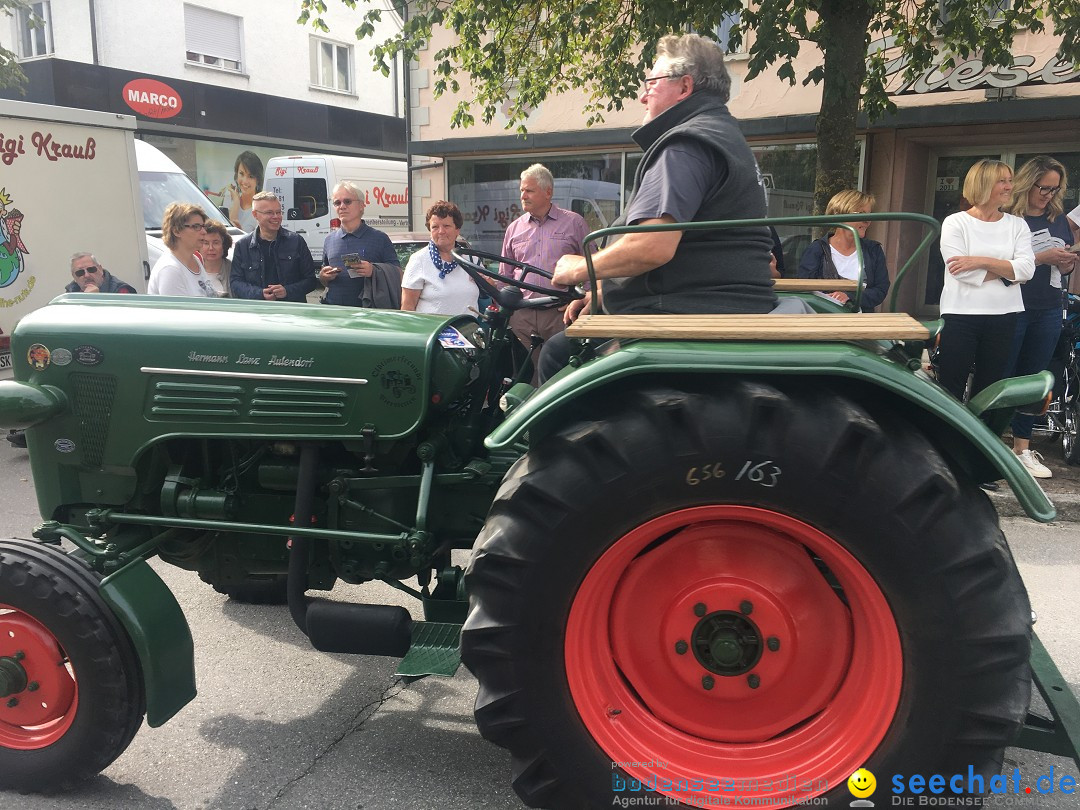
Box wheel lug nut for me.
[674,640,688,655]
[27,682,39,692]
[739,600,753,615]
[747,674,761,689]
[13,651,24,661]
[766,637,780,652]
[702,676,715,690]
[693,602,707,617]
[6,697,17,708]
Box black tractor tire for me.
[0,539,145,792]
[197,571,290,604]
[462,382,1032,809]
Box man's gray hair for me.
[333,180,366,204]
[520,164,554,193]
[70,252,98,272]
[656,33,731,104]
[252,191,278,204]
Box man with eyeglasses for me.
[317,181,402,308]
[542,33,777,380]
[231,191,317,302]
[65,252,137,294]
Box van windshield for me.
[139,171,228,231]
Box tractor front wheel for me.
[462,383,1032,809]
[0,539,145,791]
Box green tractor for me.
[0,215,1076,808]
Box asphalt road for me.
[1,439,1078,810]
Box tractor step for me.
[395,621,461,678]
[1014,632,1080,767]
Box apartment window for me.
[16,1,53,59]
[716,10,745,56]
[939,0,1010,25]
[184,4,243,72]
[309,37,352,93]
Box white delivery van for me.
[264,154,408,261]
[134,139,243,270]
[0,99,148,377]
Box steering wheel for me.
[452,248,584,311]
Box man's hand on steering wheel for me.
[452,248,584,310]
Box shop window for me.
[310,37,353,94]
[184,4,243,72]
[448,154,626,254]
[752,143,820,275]
[16,1,53,59]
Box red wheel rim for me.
[565,506,901,806]
[0,604,78,749]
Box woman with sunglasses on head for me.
[148,203,217,297]
[937,159,1036,406]
[1002,156,1078,478]
[797,189,890,311]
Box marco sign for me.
[884,53,1080,95]
[121,78,183,119]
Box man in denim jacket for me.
[231,192,317,302]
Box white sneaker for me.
[1017,449,1052,479]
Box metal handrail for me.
[581,212,942,315]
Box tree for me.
[0,0,34,92]
[299,1,1080,212]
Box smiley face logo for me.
[848,768,877,798]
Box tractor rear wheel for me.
[462,382,1032,809]
[0,539,145,791]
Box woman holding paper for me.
[1003,156,1077,478]
[937,159,1035,404]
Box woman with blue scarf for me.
[401,201,478,315]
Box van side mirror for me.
[287,208,301,220]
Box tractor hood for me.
[5,294,468,472]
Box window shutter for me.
[184,4,242,62]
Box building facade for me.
[1,0,407,211]
[406,16,1080,317]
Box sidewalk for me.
[988,433,1080,522]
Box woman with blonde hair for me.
[797,189,890,310]
[147,203,217,297]
[936,159,1035,404]
[1003,155,1077,478]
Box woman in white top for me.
[937,159,1036,401]
[401,201,479,316]
[147,203,217,297]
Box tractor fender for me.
[99,558,196,727]
[486,340,1056,522]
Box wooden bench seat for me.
[564,313,930,341]
[772,278,858,292]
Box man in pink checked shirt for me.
[499,164,590,383]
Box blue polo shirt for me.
[322,222,399,307]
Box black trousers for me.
[938,312,1019,401]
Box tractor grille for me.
[148,381,347,422]
[248,386,347,420]
[71,373,117,468]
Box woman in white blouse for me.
[937,159,1036,401]
[147,203,217,298]
[401,201,478,316]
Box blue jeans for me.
[1007,307,1062,439]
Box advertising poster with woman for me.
[194,143,282,232]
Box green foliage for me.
[299,1,1080,202]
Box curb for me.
[989,489,1080,522]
